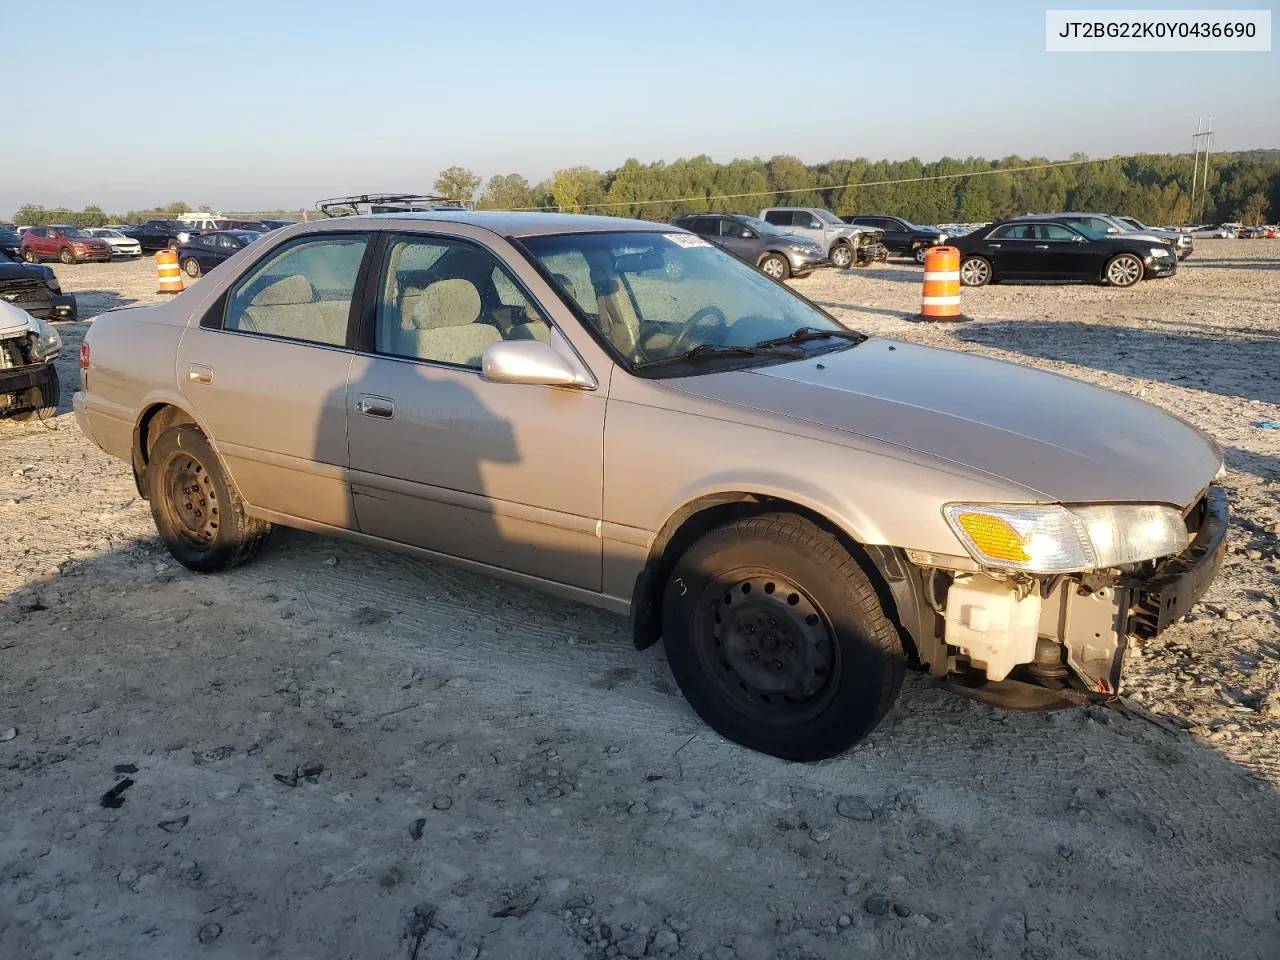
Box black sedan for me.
[951,219,1177,288]
[842,216,946,262]
[177,230,263,278]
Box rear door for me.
[345,230,606,590]
[175,231,370,529]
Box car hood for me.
[0,300,34,334]
[667,339,1220,507]
[0,261,50,282]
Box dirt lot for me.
[2,242,1278,960]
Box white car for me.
[83,228,143,259]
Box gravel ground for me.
[1,242,1278,960]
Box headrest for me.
[251,274,314,306]
[409,278,481,330]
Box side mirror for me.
[739,229,754,239]
[1105,227,1119,234]
[1073,235,1085,243]
[482,339,593,389]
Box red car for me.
[20,225,113,264]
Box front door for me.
[712,218,757,262]
[176,231,370,529]
[345,231,606,591]
[1032,222,1098,279]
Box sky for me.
[2,0,1277,216]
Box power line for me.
[521,153,1151,212]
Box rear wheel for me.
[758,253,790,281]
[147,424,270,573]
[662,513,905,761]
[182,257,202,278]
[914,247,928,264]
[829,243,854,269]
[11,366,59,422]
[59,247,73,265]
[1105,253,1143,287]
[959,256,992,286]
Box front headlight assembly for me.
[943,502,1190,573]
[29,316,62,359]
[1149,247,1171,258]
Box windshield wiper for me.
[633,342,804,371]
[753,326,866,349]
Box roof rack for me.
[315,193,474,217]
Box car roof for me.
[297,211,672,239]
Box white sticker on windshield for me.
[665,232,713,249]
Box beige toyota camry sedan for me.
[74,212,1228,760]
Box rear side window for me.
[223,235,368,347]
[763,210,792,226]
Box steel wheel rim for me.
[693,571,840,726]
[832,247,852,267]
[762,257,784,278]
[1109,256,1140,285]
[164,454,219,545]
[961,259,988,284]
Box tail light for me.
[79,343,90,368]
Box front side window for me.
[375,235,552,369]
[522,231,855,373]
[217,234,241,250]
[223,234,367,346]
[797,213,821,229]
[1037,223,1079,241]
[718,219,752,238]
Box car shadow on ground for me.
[1188,260,1280,271]
[957,320,1280,406]
[69,290,139,315]
[843,268,920,283]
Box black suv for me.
[670,213,829,281]
[0,250,77,321]
[842,216,946,263]
[122,220,197,252]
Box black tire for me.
[21,248,37,263]
[959,255,992,287]
[662,513,905,762]
[914,247,928,264]
[758,253,790,281]
[11,366,59,422]
[147,424,270,573]
[1104,253,1143,288]
[59,247,74,265]
[829,243,854,269]
[182,257,201,278]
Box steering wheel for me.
[668,305,728,355]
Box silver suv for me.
[759,207,888,268]
[670,213,827,280]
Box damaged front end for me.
[877,485,1228,708]
[852,230,890,266]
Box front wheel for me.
[147,424,270,573]
[59,248,74,265]
[829,243,853,269]
[1105,253,1143,287]
[662,513,905,762]
[959,256,992,286]
[758,253,790,281]
[182,257,202,278]
[21,248,37,263]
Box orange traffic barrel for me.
[156,250,184,294]
[913,245,967,322]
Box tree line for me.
[10,150,1278,229]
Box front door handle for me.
[355,394,395,419]
[1034,244,1050,250]
[188,363,213,384]
[987,243,1001,249]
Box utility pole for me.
[1190,117,1214,224]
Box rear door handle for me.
[188,363,213,384]
[355,394,395,419]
